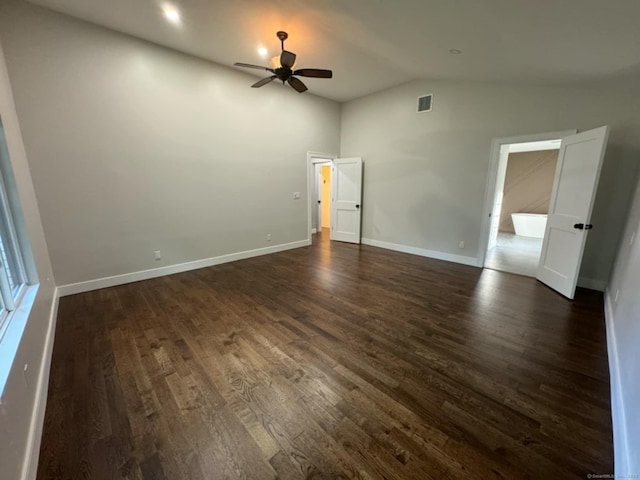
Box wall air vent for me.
[417,94,433,113]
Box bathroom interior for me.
[484,140,560,277]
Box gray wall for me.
[0,39,57,480]
[499,150,558,233]
[606,174,640,477]
[340,79,640,285]
[0,1,341,287]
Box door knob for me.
[573,223,593,230]
[317,200,321,204]
[355,204,360,209]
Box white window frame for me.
[0,119,31,342]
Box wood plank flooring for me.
[37,231,613,479]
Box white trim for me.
[362,237,478,267]
[478,129,578,268]
[0,285,38,396]
[307,152,336,243]
[308,152,337,161]
[311,228,317,234]
[577,276,606,292]
[508,140,561,153]
[604,289,631,478]
[21,287,59,480]
[58,240,309,297]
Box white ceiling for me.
[25,0,640,102]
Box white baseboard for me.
[22,288,59,480]
[361,238,478,267]
[604,289,630,478]
[58,240,310,297]
[577,276,606,292]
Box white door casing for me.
[536,126,609,299]
[488,145,510,250]
[330,157,363,243]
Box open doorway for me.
[485,140,560,276]
[307,154,364,245]
[480,127,609,297]
[308,153,335,238]
[479,130,577,277]
[319,165,331,233]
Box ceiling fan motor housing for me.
[275,67,292,82]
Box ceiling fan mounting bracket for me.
[276,31,288,42]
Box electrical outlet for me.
[459,241,465,249]
[266,234,271,242]
[154,250,161,260]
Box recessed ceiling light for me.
[163,7,181,24]
[449,49,462,55]
[258,47,268,57]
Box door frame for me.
[307,152,336,243]
[477,129,577,267]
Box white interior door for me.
[536,126,609,299]
[330,157,363,243]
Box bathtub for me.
[511,213,547,238]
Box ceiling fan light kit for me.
[234,31,333,93]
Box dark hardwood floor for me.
[37,231,613,479]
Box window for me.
[0,115,39,397]
[0,118,31,342]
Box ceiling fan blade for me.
[234,62,274,72]
[280,50,296,68]
[288,77,308,93]
[294,69,333,79]
[252,76,277,88]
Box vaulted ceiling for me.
[26,0,640,102]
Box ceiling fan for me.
[233,31,332,93]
